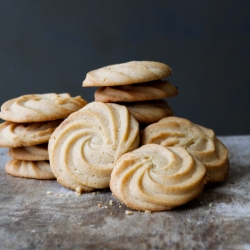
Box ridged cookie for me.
[141,117,229,184]
[5,159,55,180]
[122,100,173,124]
[0,120,62,148]
[0,93,87,122]
[49,102,139,192]
[83,61,172,87]
[94,80,178,102]
[110,144,207,211]
[8,144,49,161]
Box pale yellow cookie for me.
[83,61,172,87]
[0,93,87,122]
[94,80,178,102]
[0,120,62,148]
[110,144,207,211]
[141,117,229,184]
[49,102,139,192]
[8,144,49,161]
[5,159,55,180]
[122,100,173,124]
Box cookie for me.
[0,120,62,148]
[5,159,55,180]
[8,144,49,161]
[48,102,139,192]
[83,61,172,87]
[0,93,87,123]
[122,100,173,124]
[141,117,229,184]
[94,80,178,102]
[110,144,207,211]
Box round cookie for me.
[8,144,49,161]
[110,144,207,212]
[48,102,140,192]
[0,120,62,148]
[83,61,172,87]
[5,159,55,180]
[0,93,87,123]
[141,117,230,184]
[121,100,174,124]
[94,80,178,102]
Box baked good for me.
[122,100,173,124]
[48,102,139,191]
[0,120,62,148]
[0,93,87,123]
[83,61,172,87]
[5,159,55,179]
[141,117,229,184]
[110,144,207,211]
[94,80,178,102]
[8,144,49,161]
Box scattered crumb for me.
[92,192,96,195]
[104,206,108,209]
[145,210,151,214]
[125,210,133,215]
[75,192,82,196]
[110,212,113,215]
[55,194,60,196]
[111,193,114,196]
[47,191,52,195]
[119,206,122,208]
[209,203,213,207]
[59,194,65,197]
[75,187,83,194]
[98,204,102,207]
[109,200,113,206]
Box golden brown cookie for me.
[110,144,207,211]
[5,159,55,180]
[121,100,173,124]
[141,117,229,184]
[83,61,172,87]
[94,80,178,102]
[0,120,62,148]
[0,93,87,123]
[48,102,140,192]
[8,144,49,161]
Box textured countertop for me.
[0,135,250,250]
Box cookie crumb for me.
[119,206,122,208]
[145,210,151,214]
[125,210,133,215]
[92,192,96,195]
[109,200,113,206]
[75,187,83,194]
[209,203,213,207]
[104,206,108,209]
[98,204,102,207]
[59,194,65,197]
[110,212,113,215]
[55,194,60,196]
[75,192,82,196]
[47,191,52,195]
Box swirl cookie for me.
[83,61,172,87]
[5,159,55,179]
[94,80,178,102]
[8,144,49,161]
[49,102,139,192]
[141,117,229,184]
[0,120,62,148]
[0,93,87,123]
[110,144,207,211]
[122,100,174,124]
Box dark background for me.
[0,0,249,135]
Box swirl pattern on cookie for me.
[95,80,178,102]
[141,117,229,183]
[49,102,139,191]
[5,159,55,179]
[0,93,87,122]
[110,144,206,211]
[0,120,62,148]
[83,61,172,86]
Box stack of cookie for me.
[82,61,178,126]
[0,93,87,180]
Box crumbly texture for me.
[110,144,206,212]
[5,159,55,180]
[0,93,87,123]
[8,144,49,161]
[0,120,62,148]
[83,61,172,87]
[121,100,174,124]
[94,80,178,102]
[141,116,230,184]
[48,102,140,192]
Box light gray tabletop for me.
[0,135,250,250]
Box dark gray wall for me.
[0,0,249,135]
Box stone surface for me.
[0,136,250,250]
